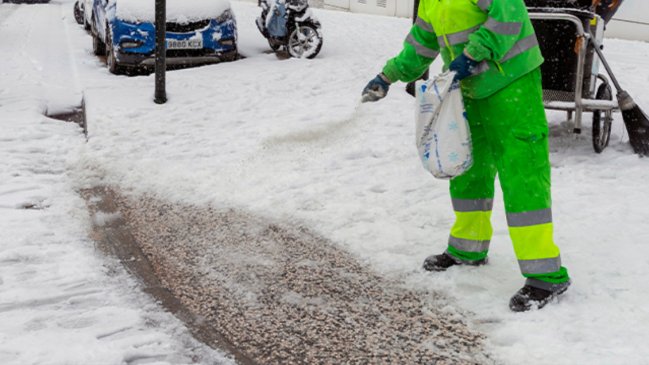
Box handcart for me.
[523,0,627,153]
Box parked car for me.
[90,0,238,74]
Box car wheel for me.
[287,24,322,59]
[92,32,106,56]
[106,27,125,75]
[220,48,239,62]
[73,2,84,25]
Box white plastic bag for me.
[415,71,473,179]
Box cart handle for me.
[528,12,588,37]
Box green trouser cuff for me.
[446,245,488,262]
[523,266,570,284]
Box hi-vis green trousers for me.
[447,68,570,289]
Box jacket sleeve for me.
[465,0,528,62]
[382,3,440,83]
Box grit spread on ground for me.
[83,188,489,364]
[1,0,649,364]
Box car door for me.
[83,0,93,25]
[93,0,109,40]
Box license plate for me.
[166,39,203,50]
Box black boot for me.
[422,252,487,272]
[509,280,570,312]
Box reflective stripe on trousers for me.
[447,198,493,262]
[507,209,562,276]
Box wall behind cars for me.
[237,0,649,42]
[604,0,649,42]
[321,0,413,18]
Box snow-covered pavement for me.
[0,2,233,364]
[2,0,649,364]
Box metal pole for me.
[154,0,167,104]
[406,0,428,97]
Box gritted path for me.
[84,187,492,365]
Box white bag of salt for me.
[415,71,473,179]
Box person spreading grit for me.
[362,0,571,312]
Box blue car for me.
[90,0,237,74]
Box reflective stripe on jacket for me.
[382,0,544,99]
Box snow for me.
[115,0,232,23]
[0,2,234,364]
[1,0,649,364]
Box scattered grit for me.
[87,187,493,365]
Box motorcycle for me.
[256,0,323,59]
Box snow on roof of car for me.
[116,0,231,23]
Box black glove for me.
[361,73,391,103]
[449,52,479,82]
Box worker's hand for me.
[449,51,479,82]
[361,73,391,103]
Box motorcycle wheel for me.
[287,24,322,59]
[268,39,281,51]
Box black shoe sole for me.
[422,257,487,272]
[509,285,569,312]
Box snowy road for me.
[0,1,82,114]
[0,2,233,364]
[2,0,649,364]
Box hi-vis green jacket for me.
[382,0,544,99]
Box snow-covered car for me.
[90,0,237,74]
